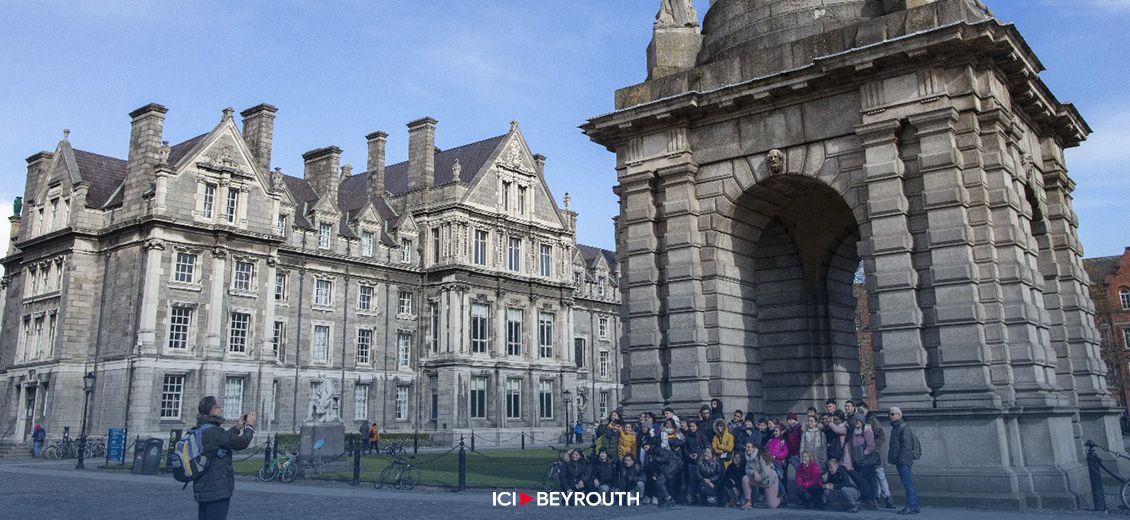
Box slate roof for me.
[1084,255,1123,288]
[71,149,127,208]
[576,244,616,270]
[168,134,208,166]
[383,134,506,195]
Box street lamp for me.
[563,390,572,446]
[76,372,96,470]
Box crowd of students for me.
[560,399,921,515]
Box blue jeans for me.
[896,464,919,511]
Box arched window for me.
[1120,287,1130,310]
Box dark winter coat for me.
[682,431,705,465]
[32,428,46,442]
[192,414,254,503]
[645,446,681,478]
[618,462,645,489]
[590,459,616,487]
[824,466,858,490]
[888,420,915,466]
[560,458,591,490]
[785,423,802,456]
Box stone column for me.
[617,169,664,411]
[855,119,932,408]
[136,237,165,356]
[439,287,450,353]
[909,108,1000,409]
[206,248,227,356]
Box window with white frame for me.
[223,377,244,414]
[538,312,554,358]
[358,285,374,311]
[228,312,250,353]
[272,320,285,360]
[599,391,610,420]
[395,386,409,420]
[473,230,488,266]
[313,325,330,362]
[233,261,254,291]
[597,276,605,296]
[168,306,192,350]
[506,378,521,419]
[277,214,287,236]
[470,303,489,353]
[226,189,239,223]
[315,279,332,306]
[599,350,610,378]
[538,380,553,419]
[470,377,487,419]
[1121,288,1130,310]
[506,308,523,356]
[431,228,440,263]
[357,328,372,365]
[174,253,197,283]
[275,272,287,301]
[429,303,439,353]
[397,332,411,368]
[1123,327,1130,350]
[361,232,374,257]
[573,271,582,288]
[401,239,412,263]
[540,244,552,277]
[598,317,608,338]
[508,238,521,272]
[502,181,511,211]
[203,183,217,219]
[517,186,527,214]
[398,291,413,315]
[354,384,369,421]
[318,223,332,249]
[160,375,185,419]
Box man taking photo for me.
[193,396,255,520]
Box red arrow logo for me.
[519,492,533,506]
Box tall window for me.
[223,377,244,414]
[354,384,369,421]
[228,312,250,353]
[318,223,332,249]
[573,271,582,288]
[160,375,184,419]
[1121,288,1130,310]
[508,237,521,272]
[168,306,192,350]
[538,312,554,358]
[470,377,486,419]
[597,276,605,296]
[275,272,287,301]
[398,291,413,315]
[540,244,552,277]
[470,304,489,353]
[505,379,521,419]
[506,308,523,356]
[501,181,511,211]
[357,328,372,365]
[395,386,409,420]
[598,317,608,338]
[599,350,610,378]
[429,303,440,353]
[397,332,412,368]
[233,261,254,291]
[473,230,488,266]
[361,232,374,257]
[226,190,239,223]
[517,186,527,214]
[174,253,196,283]
[574,338,585,368]
[538,380,553,419]
[272,320,285,360]
[599,391,610,420]
[277,214,287,236]
[315,279,332,306]
[313,325,329,362]
[358,285,374,311]
[432,228,440,263]
[1123,327,1130,350]
[400,239,412,263]
[203,183,216,219]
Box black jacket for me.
[192,415,254,503]
[590,460,615,486]
[888,420,915,466]
[645,446,681,477]
[560,458,591,490]
[682,431,705,465]
[618,462,645,489]
[721,458,744,488]
[825,467,858,490]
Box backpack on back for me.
[169,424,216,486]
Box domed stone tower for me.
[586,0,1118,510]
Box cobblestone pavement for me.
[0,459,1111,520]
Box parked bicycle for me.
[1086,440,1130,510]
[258,452,299,483]
[541,445,568,492]
[43,434,77,460]
[373,456,420,490]
[382,440,407,456]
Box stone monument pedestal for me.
[299,422,345,464]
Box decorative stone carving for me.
[12,196,22,217]
[767,149,786,175]
[145,239,166,251]
[305,378,340,423]
[158,141,171,165]
[655,0,698,29]
[506,143,522,167]
[212,247,228,259]
[452,159,462,182]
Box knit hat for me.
[198,395,218,416]
[851,412,866,425]
[786,412,797,421]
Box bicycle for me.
[1086,440,1130,511]
[44,434,78,460]
[541,445,568,492]
[258,452,299,483]
[382,440,407,456]
[373,456,420,490]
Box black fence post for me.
[521,432,525,450]
[264,438,272,466]
[273,434,279,459]
[352,438,362,487]
[458,435,467,492]
[413,434,419,455]
[1086,440,1106,511]
[470,432,475,452]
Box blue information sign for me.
[106,428,127,464]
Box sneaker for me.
[864,500,879,510]
[662,498,676,508]
[883,498,896,509]
[849,505,859,513]
[898,508,921,515]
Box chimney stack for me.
[240,103,278,173]
[302,146,342,202]
[366,131,388,200]
[533,154,546,177]
[127,103,168,178]
[407,117,437,192]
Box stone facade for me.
[0,106,621,446]
[582,0,1121,510]
[1084,248,1130,413]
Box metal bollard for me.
[1086,440,1106,511]
[352,438,362,487]
[264,438,272,465]
[521,432,525,450]
[273,434,279,460]
[413,434,419,455]
[471,432,475,452]
[458,435,467,492]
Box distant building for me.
[0,104,621,443]
[1085,248,1130,413]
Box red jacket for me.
[785,423,802,456]
[795,462,823,489]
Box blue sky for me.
[0,0,1127,256]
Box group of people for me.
[560,399,921,515]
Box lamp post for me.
[563,389,572,446]
[76,372,96,470]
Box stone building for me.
[1085,248,1130,413]
[583,0,1121,509]
[0,104,621,445]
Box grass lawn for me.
[233,448,560,489]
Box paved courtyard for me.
[0,459,1112,520]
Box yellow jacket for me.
[618,429,637,460]
[712,429,734,465]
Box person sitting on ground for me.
[590,449,616,493]
[823,457,861,513]
[720,451,745,508]
[643,437,681,507]
[618,454,646,496]
[696,447,723,506]
[560,448,590,493]
[711,419,735,466]
[741,442,781,510]
[795,450,825,509]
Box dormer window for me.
[277,215,287,236]
[401,239,412,263]
[517,186,527,215]
[502,181,511,211]
[226,190,239,224]
[539,245,552,277]
[361,232,374,257]
[318,223,332,250]
[597,276,605,297]
[202,183,217,219]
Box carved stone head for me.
[767,149,786,175]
